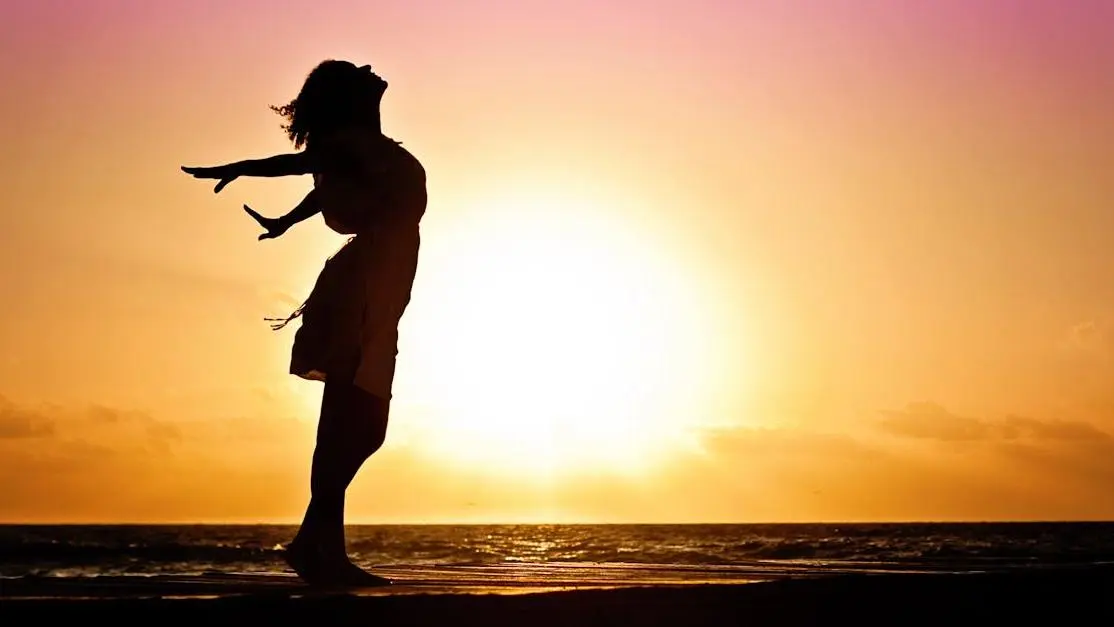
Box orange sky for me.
[1,0,1113,523]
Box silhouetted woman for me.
[182,60,426,586]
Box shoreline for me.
[4,568,1112,626]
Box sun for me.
[394,192,720,478]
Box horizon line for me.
[2,519,1112,526]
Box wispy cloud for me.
[878,401,1112,443]
[0,396,55,439]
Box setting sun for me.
[397,192,717,476]
[4,2,1114,620]
[4,0,1114,528]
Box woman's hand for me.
[243,205,291,240]
[181,164,240,193]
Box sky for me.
[1,0,1113,523]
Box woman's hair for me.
[271,60,383,150]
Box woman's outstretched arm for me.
[182,152,314,193]
[244,190,321,241]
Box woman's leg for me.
[288,376,389,583]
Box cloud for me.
[698,425,880,460]
[0,395,295,475]
[87,405,183,452]
[657,403,1114,521]
[878,401,991,441]
[871,401,1114,516]
[1059,319,1111,355]
[0,393,314,522]
[878,402,1112,444]
[0,396,54,438]
[1001,415,1112,442]
[4,391,1114,523]
[2,400,183,452]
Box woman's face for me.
[356,64,388,92]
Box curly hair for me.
[271,60,385,150]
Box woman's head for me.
[272,60,388,149]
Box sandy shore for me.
[3,568,1113,625]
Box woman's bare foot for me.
[283,538,319,583]
[284,538,342,585]
[285,539,389,587]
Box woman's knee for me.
[363,424,387,457]
[353,389,390,457]
[321,379,390,457]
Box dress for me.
[286,129,426,400]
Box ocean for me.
[3,523,1113,586]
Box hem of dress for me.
[290,368,393,401]
[293,369,328,383]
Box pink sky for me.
[1,0,1113,522]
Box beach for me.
[4,568,1113,626]
[4,524,1113,624]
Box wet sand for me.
[3,567,1112,625]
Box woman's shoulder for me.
[310,128,423,183]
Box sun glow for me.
[398,192,719,477]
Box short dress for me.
[285,129,427,400]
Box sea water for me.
[3,523,1112,585]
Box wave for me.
[3,523,1114,577]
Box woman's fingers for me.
[245,205,283,240]
[243,204,265,222]
[181,165,234,192]
[181,165,216,177]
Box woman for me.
[182,60,426,586]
